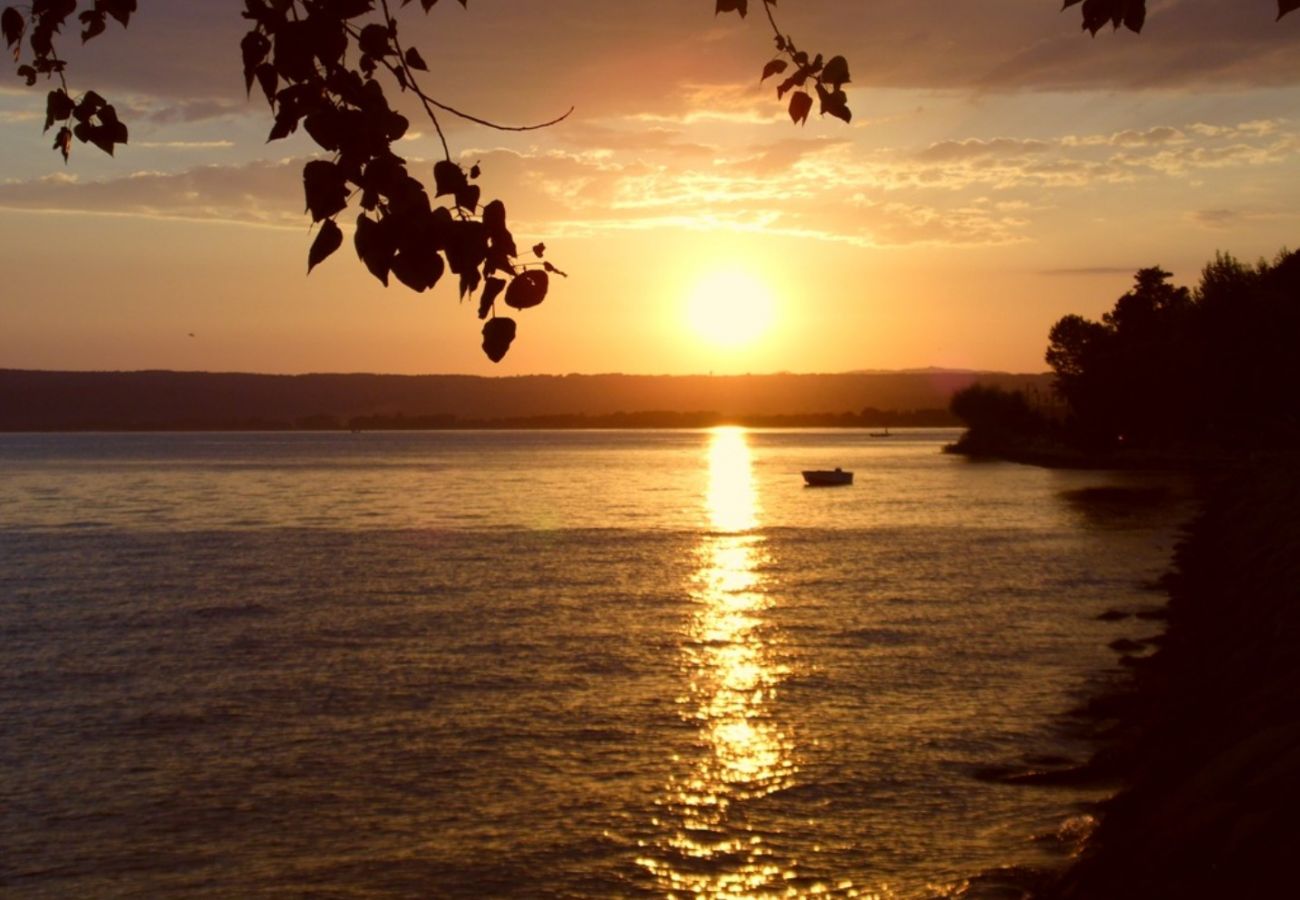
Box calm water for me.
[0,429,1190,898]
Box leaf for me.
[715,0,747,17]
[302,160,348,222]
[79,10,106,43]
[255,62,278,105]
[358,22,391,58]
[391,247,445,292]
[458,269,481,299]
[815,82,851,123]
[821,55,850,89]
[1281,0,1299,20]
[404,46,427,70]
[354,213,396,286]
[326,0,375,19]
[481,316,517,363]
[433,159,467,198]
[52,125,71,162]
[307,219,343,273]
[102,0,136,28]
[788,90,812,126]
[761,59,788,82]
[241,31,271,95]
[444,219,487,275]
[44,89,74,132]
[504,269,548,310]
[479,276,505,319]
[273,20,316,82]
[2,7,24,50]
[481,198,506,232]
[532,242,546,258]
[455,182,480,212]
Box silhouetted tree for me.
[1046,250,1300,452]
[948,383,1050,457]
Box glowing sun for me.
[685,269,778,348]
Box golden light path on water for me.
[639,427,863,898]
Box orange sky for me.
[1,1,1298,375]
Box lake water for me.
[0,429,1190,898]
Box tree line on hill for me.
[951,248,1300,460]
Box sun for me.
[684,269,778,348]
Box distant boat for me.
[803,468,854,487]
[869,426,891,437]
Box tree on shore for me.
[1045,250,1300,450]
[2,1,1295,361]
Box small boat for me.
[869,426,891,437]
[803,467,853,487]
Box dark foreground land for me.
[972,457,1300,899]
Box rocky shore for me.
[1037,459,1300,898]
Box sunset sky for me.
[1,0,1298,375]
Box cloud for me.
[915,138,1052,163]
[0,160,305,227]
[1039,266,1139,276]
[1186,207,1293,229]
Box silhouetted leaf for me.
[459,269,481,299]
[79,10,106,43]
[273,21,316,81]
[543,261,569,278]
[44,89,74,132]
[444,219,487,275]
[304,108,343,151]
[391,246,445,292]
[254,63,278,105]
[404,46,427,70]
[815,82,851,123]
[52,125,71,162]
[761,59,787,81]
[2,7,23,50]
[481,316,516,363]
[788,90,812,125]
[358,22,391,58]
[455,182,480,212]
[504,269,548,309]
[479,276,505,319]
[1281,0,1299,20]
[241,31,271,94]
[532,242,546,258]
[355,213,396,285]
[716,0,747,17]
[821,55,850,89]
[482,198,507,237]
[303,160,348,222]
[308,219,343,273]
[102,0,136,29]
[325,0,375,19]
[433,159,467,198]
[308,15,348,67]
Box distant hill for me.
[0,369,1052,430]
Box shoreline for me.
[1042,460,1300,897]
[948,437,1300,897]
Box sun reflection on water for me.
[639,428,858,897]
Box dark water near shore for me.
[0,429,1190,897]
